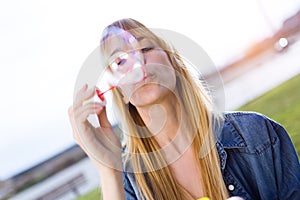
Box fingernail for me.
[95,104,104,111]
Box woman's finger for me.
[75,101,104,116]
[74,89,95,108]
[74,85,96,108]
[97,106,112,128]
[74,84,88,103]
[75,103,104,123]
[68,106,77,134]
[68,105,86,144]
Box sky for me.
[0,0,300,180]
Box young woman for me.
[68,18,300,200]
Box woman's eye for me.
[141,47,154,53]
[117,58,126,66]
[115,53,128,66]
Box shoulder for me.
[224,111,275,127]
[219,111,282,154]
[223,111,281,136]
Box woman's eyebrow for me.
[109,37,150,57]
[137,37,144,41]
[139,38,156,46]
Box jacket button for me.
[228,184,235,191]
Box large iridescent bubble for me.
[101,26,146,87]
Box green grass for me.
[77,187,101,200]
[237,74,300,158]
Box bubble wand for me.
[95,86,116,101]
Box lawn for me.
[77,188,101,200]
[77,74,300,199]
[237,73,300,158]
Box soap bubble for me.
[101,26,145,86]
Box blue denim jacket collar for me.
[216,119,247,170]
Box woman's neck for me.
[136,93,186,147]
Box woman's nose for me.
[141,51,148,65]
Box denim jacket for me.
[123,112,300,200]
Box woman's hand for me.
[68,84,122,172]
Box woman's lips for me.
[135,73,154,87]
[142,74,151,81]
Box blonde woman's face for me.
[106,37,177,107]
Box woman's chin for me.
[131,85,175,107]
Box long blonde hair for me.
[101,18,228,200]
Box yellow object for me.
[197,197,210,200]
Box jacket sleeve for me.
[268,119,300,199]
